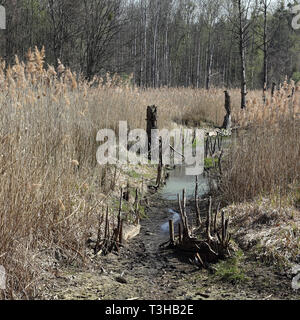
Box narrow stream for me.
[159,133,234,233]
[159,165,209,233]
[160,166,209,201]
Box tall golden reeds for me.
[0,47,298,298]
[220,80,299,204]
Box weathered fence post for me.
[195,176,201,226]
[146,105,158,161]
[178,189,191,239]
[222,90,231,130]
[206,196,213,242]
[169,220,175,245]
[178,223,182,243]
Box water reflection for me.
[160,166,209,201]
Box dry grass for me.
[225,198,299,267]
[219,81,300,267]
[0,47,233,298]
[0,47,298,298]
[220,81,300,204]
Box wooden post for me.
[213,202,220,234]
[195,176,201,226]
[222,90,231,130]
[205,136,209,158]
[178,193,189,238]
[206,197,213,242]
[178,194,186,230]
[169,220,175,245]
[178,223,182,243]
[182,189,191,238]
[146,105,158,161]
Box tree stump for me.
[146,105,158,161]
[222,90,231,130]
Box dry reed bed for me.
[220,81,300,204]
[219,81,299,268]
[0,47,299,298]
[224,198,299,267]
[0,48,234,298]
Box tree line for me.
[0,0,299,95]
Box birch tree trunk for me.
[237,0,247,109]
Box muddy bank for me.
[38,128,300,300]
[41,190,300,300]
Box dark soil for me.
[41,193,300,300]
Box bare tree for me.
[261,0,270,100]
[254,0,280,101]
[226,0,257,109]
[0,0,298,88]
[81,0,124,79]
[198,0,223,90]
[46,0,81,65]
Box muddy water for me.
[160,166,209,201]
[159,165,210,235]
[158,133,233,231]
[160,209,181,234]
[159,133,235,201]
